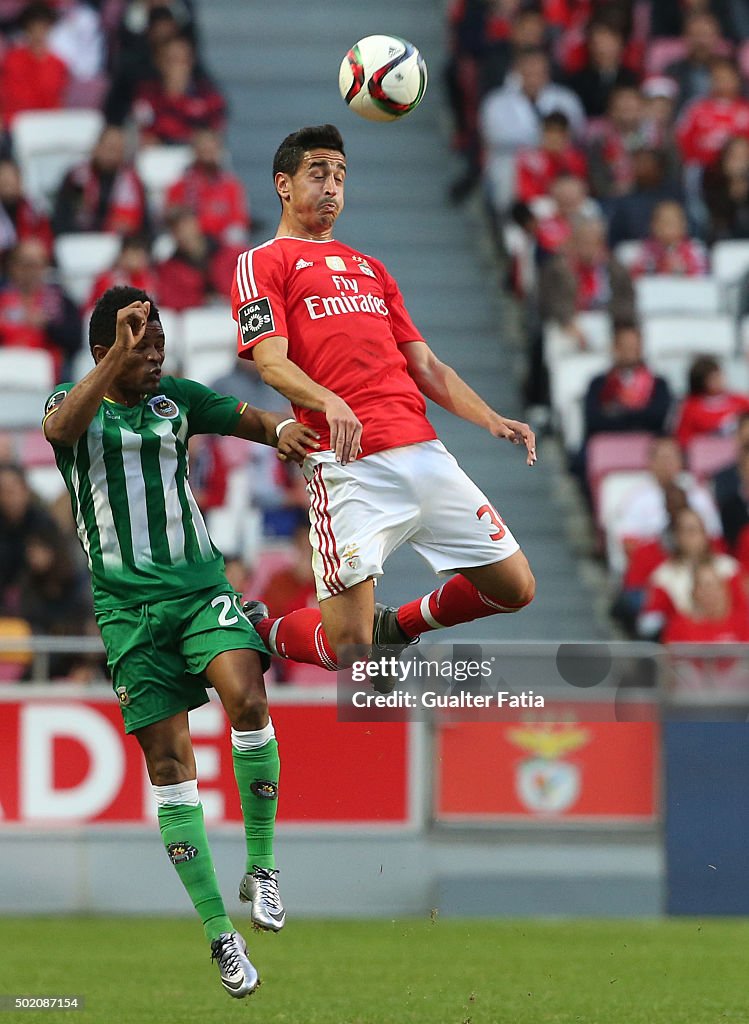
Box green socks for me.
[157,800,233,943]
[232,730,280,872]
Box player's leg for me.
[135,713,259,997]
[203,647,285,932]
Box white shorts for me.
[303,439,520,601]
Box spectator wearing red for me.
[51,126,147,236]
[515,112,587,205]
[674,355,749,450]
[587,85,648,200]
[165,128,250,245]
[87,236,158,308]
[155,207,241,311]
[566,17,639,119]
[663,562,749,647]
[133,35,226,146]
[0,159,52,269]
[631,200,708,276]
[0,238,80,376]
[535,173,599,254]
[676,58,749,168]
[0,3,68,127]
[638,506,742,639]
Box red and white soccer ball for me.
[338,35,428,123]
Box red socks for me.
[396,573,530,639]
[255,608,337,670]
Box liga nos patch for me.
[238,297,274,345]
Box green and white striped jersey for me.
[45,376,246,611]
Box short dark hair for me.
[688,355,721,396]
[542,111,570,132]
[88,286,160,354]
[20,3,57,29]
[273,125,345,179]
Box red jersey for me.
[675,393,749,449]
[231,237,437,458]
[0,45,68,126]
[632,238,708,277]
[166,166,249,243]
[676,98,749,166]
[515,147,588,204]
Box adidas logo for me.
[295,258,313,270]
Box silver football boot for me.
[239,865,286,932]
[210,931,259,998]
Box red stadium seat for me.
[587,432,655,525]
[687,434,737,480]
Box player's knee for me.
[147,754,194,788]
[328,624,373,667]
[500,568,536,611]
[229,690,270,731]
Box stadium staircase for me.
[201,1,609,642]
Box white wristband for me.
[275,418,296,439]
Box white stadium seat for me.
[599,470,652,576]
[12,108,104,212]
[711,239,749,287]
[181,305,237,385]
[55,232,121,306]
[648,353,691,397]
[635,275,721,316]
[549,350,610,452]
[135,145,193,217]
[544,312,612,370]
[642,314,736,361]
[614,241,643,269]
[0,347,56,429]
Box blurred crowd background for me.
[1,0,749,691]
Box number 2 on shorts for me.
[211,594,250,626]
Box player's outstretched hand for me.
[491,416,537,466]
[114,300,150,352]
[324,396,362,466]
[277,422,321,465]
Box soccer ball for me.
[338,35,427,123]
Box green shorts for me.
[97,584,270,734]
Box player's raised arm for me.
[401,340,537,466]
[44,301,152,447]
[251,335,362,465]
[231,405,320,465]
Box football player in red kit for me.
[231,124,536,673]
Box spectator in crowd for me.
[480,3,548,94]
[607,148,684,246]
[535,173,600,254]
[13,524,98,678]
[674,355,749,450]
[0,238,80,376]
[586,85,648,201]
[87,235,158,308]
[155,207,240,310]
[583,321,672,442]
[615,435,722,545]
[52,126,148,236]
[165,128,250,245]
[665,11,726,111]
[637,505,741,639]
[132,34,226,146]
[631,199,708,276]
[479,47,585,213]
[676,57,749,169]
[702,136,749,242]
[641,75,680,147]
[0,3,68,128]
[539,214,635,343]
[566,17,639,118]
[104,5,184,127]
[48,0,105,83]
[717,443,749,552]
[0,464,57,600]
[0,159,52,271]
[514,112,587,205]
[712,411,749,508]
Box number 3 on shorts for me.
[211,593,250,627]
[477,503,506,541]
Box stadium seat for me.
[54,232,121,306]
[687,435,737,480]
[635,276,721,317]
[0,347,55,429]
[135,145,193,217]
[27,465,67,503]
[648,352,690,397]
[586,431,654,524]
[711,240,749,315]
[642,314,736,361]
[599,470,652,574]
[12,108,104,212]
[20,429,56,466]
[549,351,610,452]
[544,312,612,370]
[613,241,643,270]
[182,305,237,384]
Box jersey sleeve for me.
[173,378,246,437]
[42,382,74,436]
[376,259,425,345]
[231,245,288,358]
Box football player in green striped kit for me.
[43,286,319,1000]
